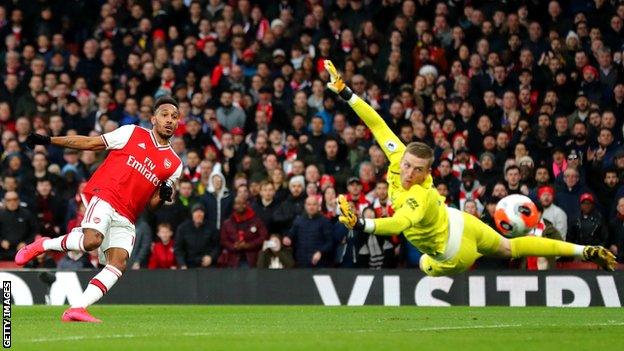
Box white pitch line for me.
[24,322,624,343]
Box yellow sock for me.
[509,236,584,259]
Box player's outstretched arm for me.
[324,60,405,159]
[26,133,106,151]
[337,194,412,235]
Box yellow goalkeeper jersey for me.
[347,95,449,256]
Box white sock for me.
[72,265,122,308]
[43,227,86,252]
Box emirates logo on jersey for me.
[164,158,172,169]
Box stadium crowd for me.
[1,0,624,270]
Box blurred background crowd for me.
[1,0,624,270]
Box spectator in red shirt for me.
[148,223,176,269]
[218,195,267,268]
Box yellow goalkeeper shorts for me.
[419,207,503,276]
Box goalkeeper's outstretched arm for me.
[324,60,405,159]
[338,194,422,236]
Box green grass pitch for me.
[11,305,624,350]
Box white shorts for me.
[81,195,136,264]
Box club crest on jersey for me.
[93,217,101,224]
[385,140,397,152]
[164,158,172,169]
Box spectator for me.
[345,177,370,214]
[556,167,591,221]
[129,214,153,270]
[201,169,233,231]
[567,193,609,247]
[0,191,37,260]
[57,233,94,270]
[354,207,399,269]
[608,197,624,262]
[216,90,246,131]
[148,223,177,269]
[538,185,568,240]
[174,204,220,269]
[283,196,333,267]
[219,195,267,268]
[152,178,196,230]
[256,234,295,269]
[251,181,280,234]
[33,177,65,238]
[273,175,306,233]
[596,168,620,218]
[519,211,565,271]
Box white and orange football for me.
[493,194,540,237]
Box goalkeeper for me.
[323,60,616,275]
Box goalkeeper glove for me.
[323,60,353,100]
[337,194,365,231]
[26,133,51,149]
[159,182,174,202]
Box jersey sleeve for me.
[166,162,183,185]
[371,188,427,235]
[101,125,135,150]
[347,95,406,161]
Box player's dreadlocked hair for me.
[153,95,179,111]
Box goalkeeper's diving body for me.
[324,60,616,275]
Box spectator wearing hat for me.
[219,195,267,268]
[451,146,477,178]
[567,192,609,247]
[517,155,536,189]
[200,169,233,231]
[459,169,484,213]
[538,185,568,240]
[345,177,370,215]
[174,203,220,269]
[580,65,602,103]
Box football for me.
[493,194,540,237]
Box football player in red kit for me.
[15,96,183,322]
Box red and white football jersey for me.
[83,125,183,223]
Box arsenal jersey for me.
[83,125,183,223]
